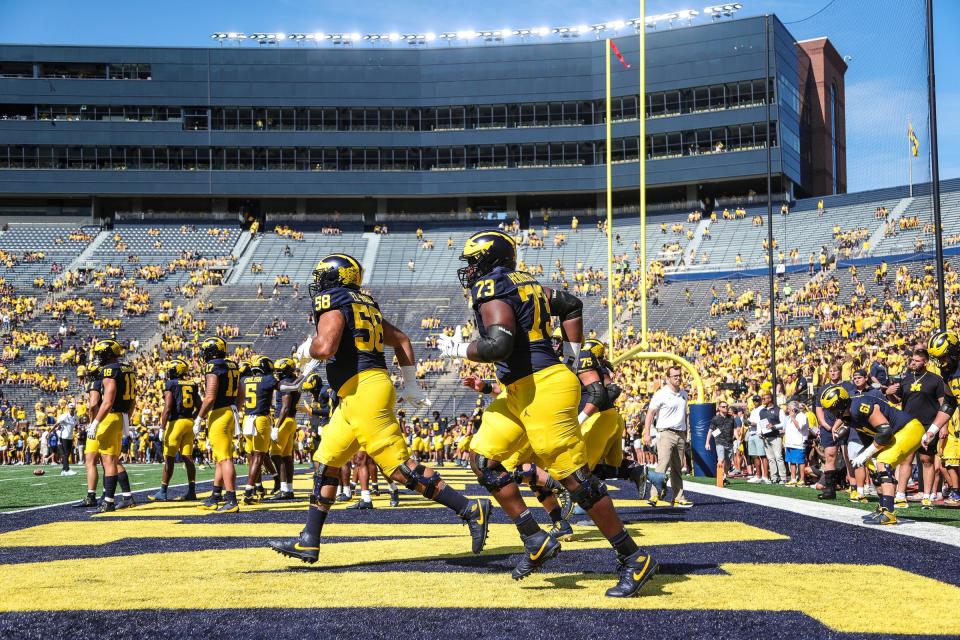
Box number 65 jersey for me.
[313,286,388,395]
[469,266,558,385]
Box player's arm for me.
[544,286,583,366]
[276,391,295,425]
[234,382,244,412]
[198,373,218,421]
[927,382,953,444]
[160,389,174,425]
[310,310,345,361]
[95,377,117,423]
[462,375,501,395]
[578,367,606,424]
[461,299,516,363]
[382,318,415,367]
[852,404,896,467]
[87,389,101,416]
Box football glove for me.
[87,420,99,440]
[851,443,879,468]
[437,333,468,359]
[398,365,431,408]
[270,426,280,442]
[193,416,203,435]
[279,359,321,393]
[294,336,313,366]
[231,407,240,436]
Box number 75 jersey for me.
[470,266,558,385]
[313,286,388,395]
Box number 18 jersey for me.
[470,267,558,385]
[101,363,136,414]
[313,286,387,395]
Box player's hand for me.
[851,449,872,468]
[399,384,432,409]
[921,428,938,449]
[87,420,99,440]
[193,417,203,435]
[437,334,468,359]
[462,375,486,392]
[294,336,313,366]
[270,426,279,442]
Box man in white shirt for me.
[56,403,78,476]
[642,366,692,507]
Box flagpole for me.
[605,37,614,360]
[908,118,913,198]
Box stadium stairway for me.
[863,197,913,257]
[226,232,261,284]
[68,229,109,270]
[360,232,380,285]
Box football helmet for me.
[85,364,101,381]
[274,357,297,379]
[92,339,123,366]
[250,355,274,375]
[458,230,516,288]
[928,330,960,368]
[309,254,363,298]
[302,372,323,392]
[819,384,851,415]
[200,336,227,362]
[165,358,189,380]
[584,338,606,360]
[238,362,251,378]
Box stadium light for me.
[389,32,401,42]
[456,30,477,40]
[535,26,550,36]
[704,3,743,19]
[609,20,626,31]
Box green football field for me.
[0,463,310,513]
[686,475,960,527]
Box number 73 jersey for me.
[101,362,137,413]
[470,266,558,385]
[313,286,387,395]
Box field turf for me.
[0,464,958,639]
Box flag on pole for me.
[609,40,630,69]
[908,122,920,157]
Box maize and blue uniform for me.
[240,374,275,453]
[163,379,199,458]
[272,374,300,457]
[205,358,240,462]
[312,287,410,476]
[468,267,585,480]
[96,363,135,456]
[846,395,924,469]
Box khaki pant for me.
[655,429,686,502]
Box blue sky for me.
[0,0,956,191]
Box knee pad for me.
[472,455,516,491]
[395,462,441,498]
[870,463,896,486]
[312,466,340,501]
[569,472,609,511]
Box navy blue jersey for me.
[165,379,200,420]
[101,362,136,414]
[313,385,334,418]
[847,395,914,444]
[470,267,558,385]
[240,374,276,417]
[577,350,606,412]
[204,358,240,409]
[274,374,300,419]
[313,287,388,394]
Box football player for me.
[149,358,200,502]
[73,364,103,508]
[267,357,299,501]
[238,356,276,504]
[438,230,656,597]
[269,254,491,563]
[927,331,960,504]
[813,362,854,500]
[819,384,925,525]
[87,339,137,513]
[194,336,242,514]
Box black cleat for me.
[215,499,240,514]
[346,499,374,510]
[173,492,198,502]
[243,494,259,505]
[198,495,221,511]
[335,493,348,502]
[372,485,381,497]
[549,519,575,542]
[73,495,98,508]
[512,530,560,580]
[606,549,658,597]
[116,495,136,510]
[90,500,115,514]
[556,487,575,521]
[148,490,168,502]
[818,487,837,500]
[266,491,296,501]
[389,490,400,507]
[269,532,320,564]
[464,498,492,554]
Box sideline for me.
[685,482,960,548]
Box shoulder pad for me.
[164,379,177,391]
[472,269,518,305]
[314,287,354,314]
[225,359,238,370]
[950,378,960,397]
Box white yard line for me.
[685,482,960,548]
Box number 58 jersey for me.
[470,266,558,385]
[313,286,387,395]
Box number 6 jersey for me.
[313,286,388,395]
[470,266,558,385]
